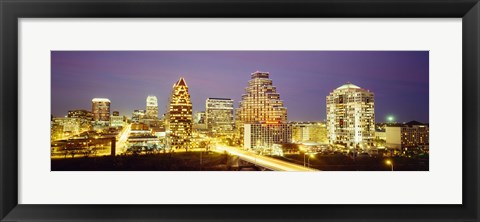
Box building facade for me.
[68,109,93,121]
[291,122,328,144]
[206,98,234,135]
[386,121,429,149]
[91,98,111,123]
[326,83,375,147]
[236,71,289,148]
[194,111,206,124]
[244,122,292,150]
[166,77,193,150]
[236,71,287,126]
[51,117,83,140]
[110,115,126,127]
[193,111,207,131]
[146,95,159,119]
[132,109,146,122]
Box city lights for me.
[326,83,375,147]
[51,51,429,171]
[385,160,394,171]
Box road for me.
[116,123,132,155]
[214,144,317,171]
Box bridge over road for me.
[214,144,317,171]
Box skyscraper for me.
[166,77,192,150]
[206,98,234,135]
[236,71,287,126]
[236,71,290,149]
[91,98,111,123]
[326,82,375,147]
[146,95,159,119]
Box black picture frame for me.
[1,0,479,221]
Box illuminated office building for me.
[244,122,292,150]
[193,111,207,131]
[206,98,234,135]
[166,77,193,150]
[110,115,126,127]
[146,95,159,119]
[91,98,111,123]
[51,117,82,140]
[194,111,206,124]
[68,109,93,121]
[291,122,328,144]
[326,82,375,147]
[236,71,289,148]
[132,109,146,122]
[386,121,429,149]
[236,71,287,126]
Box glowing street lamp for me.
[304,153,316,168]
[385,160,394,171]
[308,154,315,168]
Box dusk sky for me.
[51,51,429,123]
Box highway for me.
[115,123,132,155]
[214,144,317,171]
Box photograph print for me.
[51,51,429,171]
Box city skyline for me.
[51,51,429,123]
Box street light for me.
[385,160,394,171]
[308,154,315,168]
[304,152,315,168]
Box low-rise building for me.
[51,117,83,140]
[110,115,126,127]
[244,122,292,150]
[291,122,328,144]
[132,109,146,122]
[386,121,429,149]
[68,109,93,121]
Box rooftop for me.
[92,98,111,103]
[251,71,270,79]
[405,120,428,126]
[336,82,361,90]
[207,98,233,101]
[175,77,188,87]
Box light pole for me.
[385,160,394,171]
[308,154,315,168]
[304,152,315,168]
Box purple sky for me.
[51,51,429,123]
